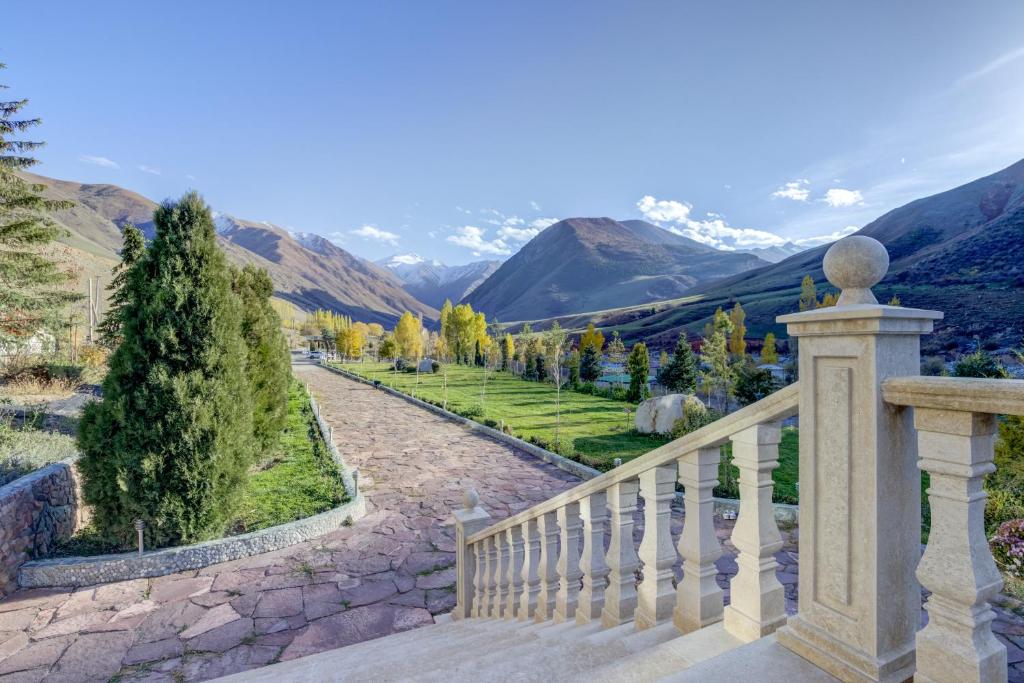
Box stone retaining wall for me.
[0,458,87,598]
[17,382,366,589]
[323,362,801,524]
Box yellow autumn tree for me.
[728,302,746,357]
[761,332,778,365]
[579,323,605,355]
[394,311,423,362]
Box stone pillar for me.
[453,489,491,620]
[675,446,724,633]
[724,423,786,641]
[519,518,541,620]
[602,478,641,628]
[914,408,1005,683]
[577,491,610,625]
[635,464,678,630]
[554,502,583,623]
[535,510,560,622]
[775,236,942,682]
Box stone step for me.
[654,633,842,683]
[589,621,744,682]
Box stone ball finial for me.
[463,488,480,510]
[822,235,889,306]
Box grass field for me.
[334,361,800,501]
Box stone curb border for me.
[18,381,366,589]
[320,363,801,524]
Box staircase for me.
[217,236,1024,683]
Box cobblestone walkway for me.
[2,363,1024,681]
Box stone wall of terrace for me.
[0,458,87,598]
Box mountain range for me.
[24,172,437,327]
[462,217,767,322]
[377,255,501,309]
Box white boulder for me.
[635,394,705,435]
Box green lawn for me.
[231,380,348,533]
[334,361,800,502]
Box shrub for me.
[991,519,1024,578]
[986,488,1024,534]
[671,399,722,439]
[460,404,483,419]
[431,361,440,373]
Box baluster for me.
[505,525,525,619]
[472,541,485,618]
[491,532,509,618]
[636,464,678,630]
[519,519,541,620]
[482,535,497,618]
[675,446,724,632]
[724,423,786,641]
[577,491,610,624]
[914,408,1005,683]
[602,478,641,627]
[554,502,583,623]
[534,510,560,622]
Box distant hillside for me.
[378,254,501,308]
[23,172,437,327]
[463,217,766,322]
[561,159,1024,353]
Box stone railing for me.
[450,235,1022,683]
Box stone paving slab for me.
[1,362,1023,682]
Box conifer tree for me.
[232,263,289,459]
[502,333,514,371]
[580,344,601,383]
[0,64,78,341]
[626,342,650,403]
[761,332,778,365]
[77,193,254,548]
[658,333,697,393]
[97,224,146,349]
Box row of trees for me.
[78,193,291,548]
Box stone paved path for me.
[2,362,1024,682]
[0,363,581,682]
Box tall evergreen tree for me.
[232,263,290,459]
[97,224,145,349]
[77,193,254,548]
[658,333,697,393]
[580,344,601,383]
[0,64,78,341]
[626,342,650,403]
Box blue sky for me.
[6,1,1024,264]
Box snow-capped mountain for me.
[378,254,502,307]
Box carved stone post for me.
[636,464,678,630]
[452,489,491,620]
[554,502,583,623]
[534,510,560,622]
[914,407,1005,683]
[602,478,641,627]
[482,535,497,618]
[491,531,509,618]
[776,236,942,682]
[519,518,541,620]
[675,446,724,633]
[505,524,525,620]
[724,423,786,641]
[577,491,610,625]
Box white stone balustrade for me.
[636,464,677,630]
[576,491,609,624]
[452,490,490,621]
[602,479,641,627]
[505,524,525,619]
[723,423,786,641]
[554,502,583,623]
[519,519,541,620]
[491,531,509,618]
[675,446,724,633]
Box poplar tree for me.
[606,331,626,363]
[761,332,779,365]
[77,193,254,548]
[97,224,145,349]
[502,333,514,371]
[579,323,604,355]
[728,302,747,357]
[0,64,78,341]
[798,275,817,311]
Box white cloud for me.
[497,217,558,243]
[79,155,118,168]
[350,225,400,246]
[389,253,424,265]
[794,225,858,247]
[772,179,810,202]
[955,45,1024,87]
[637,195,692,223]
[530,200,541,211]
[138,165,161,175]
[186,173,197,180]
[446,226,511,256]
[638,195,787,250]
[823,188,864,207]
